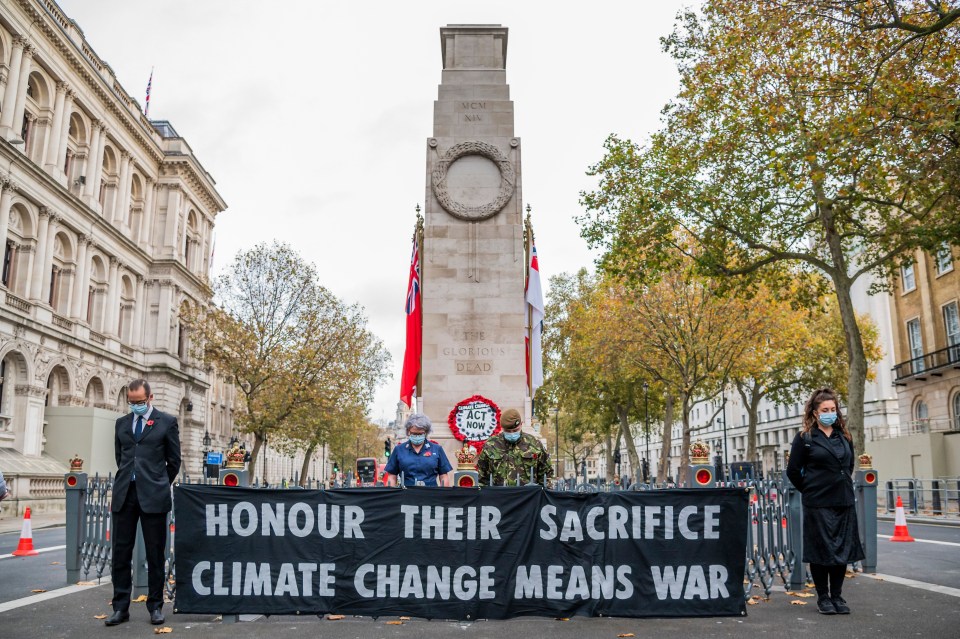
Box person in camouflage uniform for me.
[477,408,553,486]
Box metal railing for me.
[65,466,880,609]
[893,343,960,381]
[884,477,960,516]
[869,418,960,441]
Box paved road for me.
[0,528,71,603]
[1,521,958,637]
[875,521,960,589]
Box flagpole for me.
[415,205,423,409]
[524,204,534,401]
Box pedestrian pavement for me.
[0,569,956,638]
[0,510,65,535]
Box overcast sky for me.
[57,0,694,422]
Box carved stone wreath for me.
[432,141,516,221]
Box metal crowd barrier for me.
[884,477,960,516]
[65,463,879,608]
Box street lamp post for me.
[721,390,729,478]
[643,381,650,483]
[550,407,560,480]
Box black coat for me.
[112,409,181,514]
[786,427,855,508]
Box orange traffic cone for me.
[11,507,39,556]
[890,495,915,542]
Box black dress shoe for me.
[150,608,165,625]
[104,611,129,626]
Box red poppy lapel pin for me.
[146,420,155,427]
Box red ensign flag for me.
[400,232,422,407]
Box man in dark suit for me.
[106,378,181,626]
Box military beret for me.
[501,408,522,428]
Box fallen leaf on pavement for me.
[94,614,107,620]
[790,600,808,606]
[785,591,814,598]
[556,617,570,621]
[326,614,345,620]
[618,634,636,637]
[133,595,148,603]
[154,628,172,634]
[77,581,97,586]
[50,561,61,565]
[845,571,856,578]
[385,621,404,625]
[399,616,411,620]
[31,589,46,593]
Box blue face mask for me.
[818,412,838,426]
[408,434,426,446]
[130,403,149,416]
[504,431,522,443]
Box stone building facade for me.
[0,0,233,512]
[880,243,960,477]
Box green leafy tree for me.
[185,242,390,479]
[580,0,959,454]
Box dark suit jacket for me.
[786,428,855,508]
[112,409,181,513]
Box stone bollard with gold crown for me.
[453,443,480,487]
[688,440,716,487]
[854,453,879,572]
[64,454,88,583]
[218,445,250,487]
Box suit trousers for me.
[111,482,168,612]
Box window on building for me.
[936,244,954,275]
[901,263,916,292]
[48,266,61,309]
[794,404,799,416]
[21,114,30,147]
[915,399,929,424]
[765,409,770,422]
[953,393,960,431]
[907,318,924,372]
[944,302,960,363]
[775,406,780,420]
[2,241,14,287]
[86,286,95,324]
[741,413,746,426]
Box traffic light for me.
[384,438,392,457]
[333,462,340,474]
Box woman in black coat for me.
[786,388,865,616]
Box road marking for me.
[0,545,67,560]
[877,534,960,547]
[867,573,960,599]
[0,577,111,614]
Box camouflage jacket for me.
[476,433,553,486]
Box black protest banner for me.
[174,485,748,619]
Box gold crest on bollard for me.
[858,453,873,470]
[456,443,478,470]
[690,440,710,465]
[69,454,84,472]
[225,444,246,469]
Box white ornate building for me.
[0,0,234,512]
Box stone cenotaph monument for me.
[419,25,530,460]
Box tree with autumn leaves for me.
[183,242,390,480]
[579,0,959,454]
[542,257,880,484]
